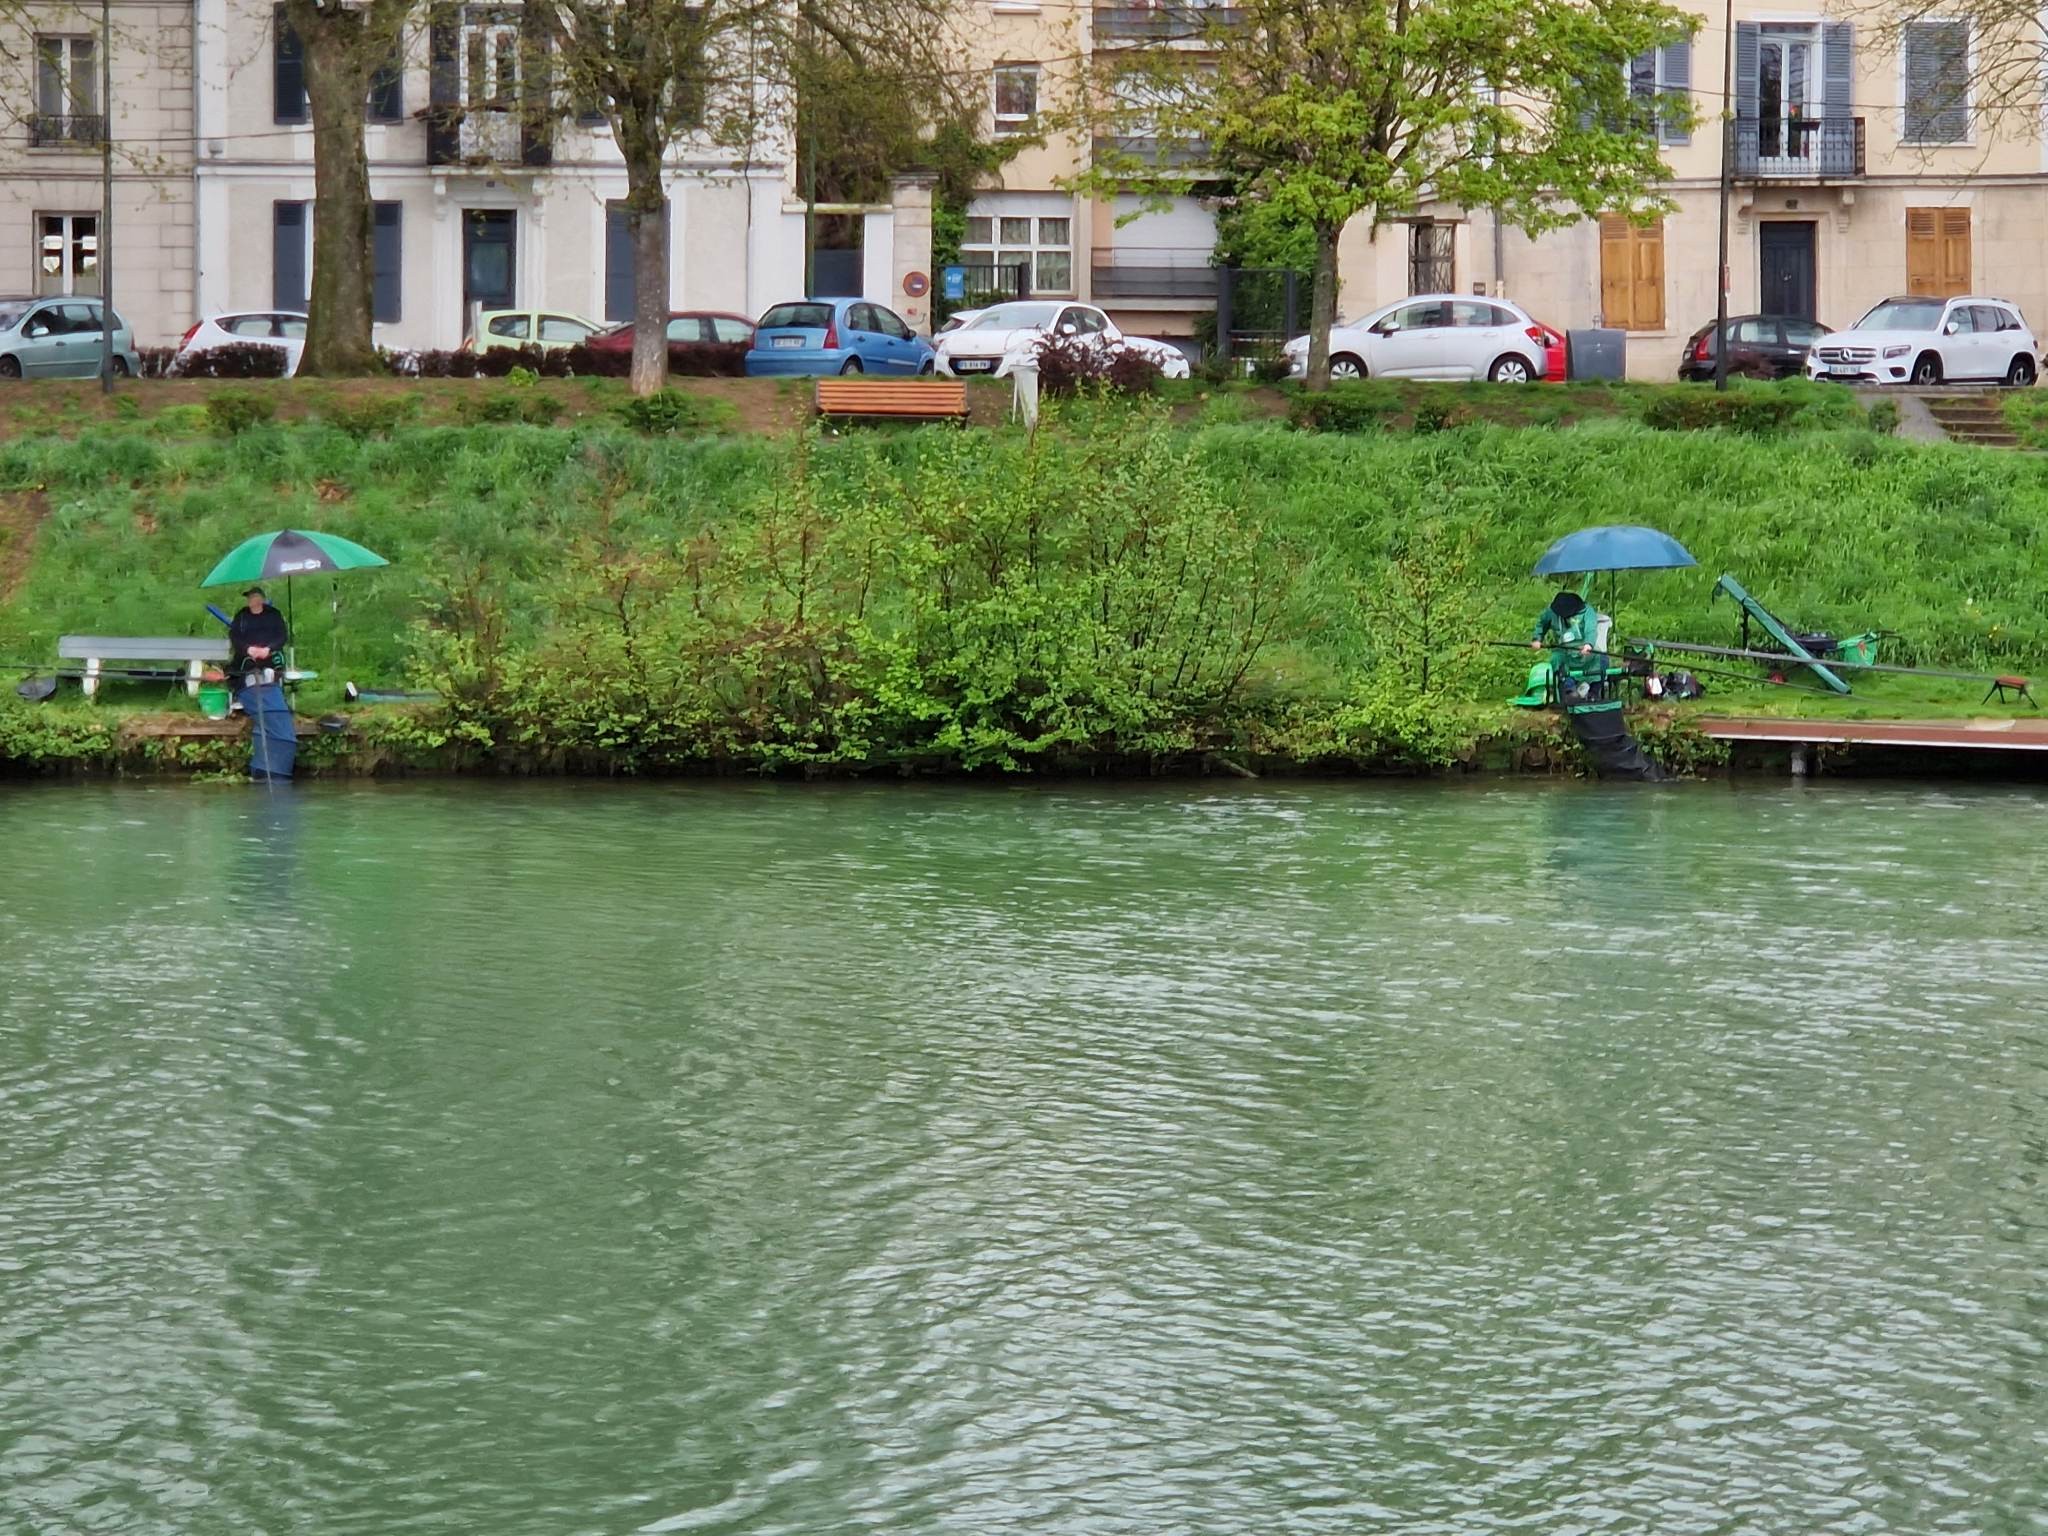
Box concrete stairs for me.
[1922,393,2023,448]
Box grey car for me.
[0,295,143,378]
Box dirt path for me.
[0,489,48,604]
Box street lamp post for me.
[1713,0,1734,392]
[98,0,114,394]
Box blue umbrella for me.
[1533,525,1697,576]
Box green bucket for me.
[196,683,231,720]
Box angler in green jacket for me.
[1529,589,1604,705]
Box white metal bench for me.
[58,635,231,699]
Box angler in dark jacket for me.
[228,586,289,678]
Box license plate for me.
[954,359,993,373]
[771,335,802,349]
[1825,366,1860,378]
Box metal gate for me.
[1407,222,1455,294]
[935,260,1030,326]
[1215,267,1305,369]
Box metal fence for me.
[1732,117,1865,178]
[1215,267,1306,368]
[935,261,1030,326]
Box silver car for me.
[0,295,143,378]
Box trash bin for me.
[196,682,231,720]
[1566,328,1627,382]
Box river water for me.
[2,780,2044,1534]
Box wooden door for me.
[1907,208,1970,298]
[1599,215,1664,331]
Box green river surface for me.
[2,779,2045,1535]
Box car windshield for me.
[1856,298,1946,331]
[0,301,31,331]
[758,303,834,330]
[965,303,1062,332]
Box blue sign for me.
[941,266,967,301]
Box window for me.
[36,214,99,296]
[539,316,591,343]
[1905,207,1970,297]
[273,200,402,320]
[873,307,913,340]
[1598,214,1665,330]
[465,22,520,110]
[1731,317,1772,344]
[993,65,1037,135]
[34,36,99,144]
[708,317,752,343]
[274,8,306,122]
[1903,21,1969,143]
[224,315,278,337]
[1407,222,1455,294]
[1783,319,1827,347]
[961,202,1075,294]
[368,54,403,122]
[488,314,530,338]
[1449,301,1509,328]
[1059,306,1108,335]
[1628,40,1692,145]
[1386,301,1448,330]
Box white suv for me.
[1807,295,2038,387]
[1284,295,1549,383]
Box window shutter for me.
[1599,214,1634,330]
[426,13,458,164]
[273,201,307,311]
[1734,22,1760,120]
[1635,221,1665,331]
[1905,22,1969,142]
[1660,40,1691,145]
[368,54,403,121]
[519,3,552,167]
[604,204,633,322]
[273,6,307,123]
[1939,209,1971,296]
[1821,23,1852,121]
[373,201,402,323]
[1905,208,1938,295]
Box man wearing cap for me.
[228,585,289,680]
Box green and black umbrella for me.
[201,528,389,590]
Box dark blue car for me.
[744,298,935,377]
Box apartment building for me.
[1337,7,2046,378]
[0,0,197,345]
[963,0,1222,345]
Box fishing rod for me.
[1483,641,1842,697]
[1630,637,2032,688]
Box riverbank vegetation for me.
[1,389,2040,775]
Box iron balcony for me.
[1732,117,1865,179]
[28,114,105,148]
[1093,4,1241,40]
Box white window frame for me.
[992,64,1038,136]
[35,211,99,296]
[34,34,98,118]
[961,200,1074,295]
[1627,42,1690,145]
[463,20,521,111]
[1899,16,1975,147]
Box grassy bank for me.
[1,387,2039,775]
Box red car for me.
[586,311,756,351]
[1530,320,1567,382]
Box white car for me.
[934,300,1192,380]
[1806,294,2038,388]
[175,310,307,376]
[1283,294,1549,383]
[936,308,981,335]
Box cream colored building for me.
[960,0,1222,345]
[0,0,197,346]
[1338,7,2045,378]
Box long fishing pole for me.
[1484,641,1842,697]
[1630,637,2031,687]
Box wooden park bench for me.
[814,378,969,422]
[59,635,230,699]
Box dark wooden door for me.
[1759,220,1816,320]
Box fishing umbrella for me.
[200,529,391,670]
[1533,524,1696,576]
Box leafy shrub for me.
[173,343,290,379]
[322,395,419,438]
[614,389,720,435]
[1288,382,1394,433]
[205,389,277,435]
[135,347,179,379]
[1411,398,1463,434]
[1865,398,1900,436]
[392,341,745,381]
[1248,353,1293,385]
[1029,333,1166,396]
[458,391,563,426]
[1641,390,1803,434]
[505,365,540,388]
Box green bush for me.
[321,395,420,439]
[614,389,720,435]
[1641,391,1802,435]
[1864,398,1900,437]
[1288,382,1396,433]
[1411,398,1463,435]
[457,391,563,427]
[205,390,276,435]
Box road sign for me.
[903,270,930,299]
[941,266,966,301]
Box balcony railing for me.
[1092,133,1211,172]
[1732,116,1865,179]
[1092,251,1218,300]
[28,113,104,148]
[1093,4,1240,40]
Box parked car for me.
[936,308,982,335]
[1807,295,2038,387]
[585,312,756,351]
[470,309,603,354]
[1678,314,1830,382]
[743,298,935,376]
[0,295,142,378]
[1530,319,1567,384]
[932,301,1192,380]
[176,310,308,376]
[1282,295,1549,382]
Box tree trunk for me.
[1307,220,1341,391]
[294,8,380,376]
[621,136,670,397]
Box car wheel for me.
[111,356,131,378]
[918,358,935,376]
[1329,353,1366,381]
[0,356,20,379]
[1488,354,1534,384]
[2005,355,2036,388]
[839,356,864,375]
[1911,353,1942,387]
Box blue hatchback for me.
[744,298,935,377]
